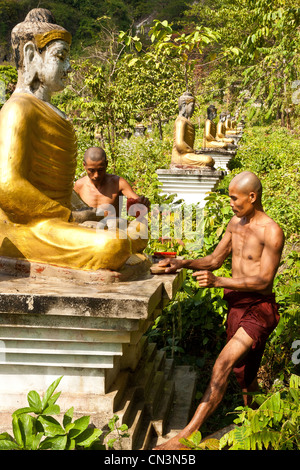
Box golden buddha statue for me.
[0,9,147,272]
[216,112,235,144]
[171,92,214,168]
[224,111,237,135]
[203,105,233,149]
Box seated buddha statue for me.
[203,105,234,149]
[224,112,237,135]
[171,92,214,168]
[0,8,147,272]
[216,112,235,144]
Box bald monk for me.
[74,147,150,222]
[154,171,284,450]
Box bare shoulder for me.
[227,215,240,232]
[105,173,120,187]
[264,216,285,246]
[74,176,87,190]
[117,175,134,191]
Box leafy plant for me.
[180,430,219,450]
[219,374,300,450]
[0,376,127,450]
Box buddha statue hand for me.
[71,207,98,224]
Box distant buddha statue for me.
[171,92,214,168]
[224,112,237,135]
[203,105,234,149]
[216,112,235,144]
[0,8,147,272]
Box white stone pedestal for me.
[156,168,225,206]
[0,261,196,449]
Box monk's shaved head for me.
[229,171,262,201]
[84,147,107,163]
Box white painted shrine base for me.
[156,168,225,206]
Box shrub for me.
[0,376,128,450]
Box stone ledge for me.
[0,269,185,319]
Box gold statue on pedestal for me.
[171,92,214,168]
[0,9,147,272]
[203,105,234,149]
[216,112,235,144]
[225,111,238,135]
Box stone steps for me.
[103,340,197,450]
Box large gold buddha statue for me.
[0,9,147,272]
[216,112,235,144]
[203,105,234,149]
[171,92,214,168]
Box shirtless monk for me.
[74,147,150,220]
[155,170,284,450]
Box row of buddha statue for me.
[171,91,243,168]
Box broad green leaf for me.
[41,404,60,416]
[38,415,65,438]
[12,415,23,448]
[0,439,20,450]
[27,390,42,413]
[75,428,103,448]
[39,435,67,450]
[47,392,61,406]
[63,407,74,429]
[31,432,44,450]
[68,415,90,439]
[12,407,35,416]
[41,376,63,410]
[18,414,35,449]
[189,430,202,446]
[0,432,13,441]
[135,41,142,52]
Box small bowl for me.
[153,252,177,258]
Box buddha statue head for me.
[207,104,217,121]
[219,111,226,122]
[11,8,72,101]
[178,91,195,118]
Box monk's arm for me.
[196,224,284,292]
[0,101,71,223]
[119,177,150,214]
[159,223,233,273]
[119,177,139,200]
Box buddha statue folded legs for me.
[0,9,147,272]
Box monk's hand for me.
[157,258,182,273]
[71,208,98,224]
[192,270,218,287]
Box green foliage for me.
[0,64,17,107]
[147,191,232,358]
[180,431,219,450]
[222,125,300,238]
[180,374,300,450]
[0,376,128,450]
[220,374,300,450]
